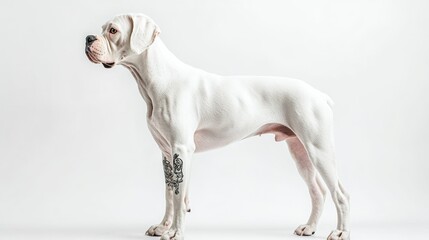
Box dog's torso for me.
[124,42,331,154]
[189,75,325,152]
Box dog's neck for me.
[120,38,191,112]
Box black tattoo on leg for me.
[173,153,184,194]
[163,153,184,195]
[163,157,174,187]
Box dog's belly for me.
[193,123,296,152]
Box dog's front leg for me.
[160,144,193,240]
[146,154,174,236]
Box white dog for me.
[85,13,350,240]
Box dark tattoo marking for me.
[163,153,184,195]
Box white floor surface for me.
[0,223,426,240]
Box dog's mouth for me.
[102,62,115,68]
[85,49,115,68]
[85,49,99,64]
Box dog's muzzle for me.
[85,35,98,63]
[85,35,115,68]
[85,35,97,53]
[86,35,97,46]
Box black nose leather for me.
[86,35,97,45]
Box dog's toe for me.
[161,229,183,240]
[294,224,316,236]
[327,229,350,240]
[146,222,171,236]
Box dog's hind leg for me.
[287,136,327,236]
[290,100,350,240]
[303,141,350,240]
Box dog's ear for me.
[128,14,161,55]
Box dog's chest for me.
[193,128,243,152]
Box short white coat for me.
[85,13,350,240]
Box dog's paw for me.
[327,230,350,240]
[145,221,171,236]
[294,224,316,236]
[160,228,183,240]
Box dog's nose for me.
[86,35,97,45]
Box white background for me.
[1,0,428,239]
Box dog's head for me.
[85,13,161,68]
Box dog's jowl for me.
[85,13,351,240]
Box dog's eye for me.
[109,27,118,34]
